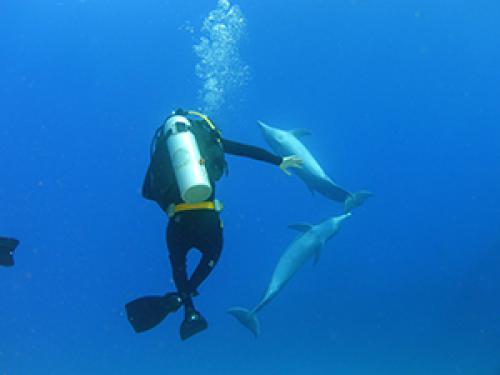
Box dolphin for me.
[258,120,372,212]
[227,213,351,337]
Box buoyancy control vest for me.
[142,112,227,211]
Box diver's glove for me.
[279,155,303,176]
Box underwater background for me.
[1,0,499,374]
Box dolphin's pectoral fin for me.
[305,183,315,195]
[289,129,311,138]
[288,223,313,232]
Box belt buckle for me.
[166,204,176,218]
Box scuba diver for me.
[125,108,302,340]
[0,237,20,267]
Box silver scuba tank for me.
[164,115,212,203]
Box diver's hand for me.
[280,155,303,176]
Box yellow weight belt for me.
[167,200,223,218]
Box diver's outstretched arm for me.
[221,138,282,165]
[221,139,302,174]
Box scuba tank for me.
[164,115,212,203]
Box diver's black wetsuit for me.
[166,139,282,309]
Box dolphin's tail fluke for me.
[227,307,260,338]
[344,190,373,213]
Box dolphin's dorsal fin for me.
[288,223,313,232]
[289,129,311,138]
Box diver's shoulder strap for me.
[187,110,217,132]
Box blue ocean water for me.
[1,0,499,374]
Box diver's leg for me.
[188,212,223,292]
[178,212,221,340]
[166,218,191,301]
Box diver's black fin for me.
[125,292,183,333]
[0,237,19,267]
[180,310,208,341]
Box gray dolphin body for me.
[227,213,351,337]
[258,121,372,212]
